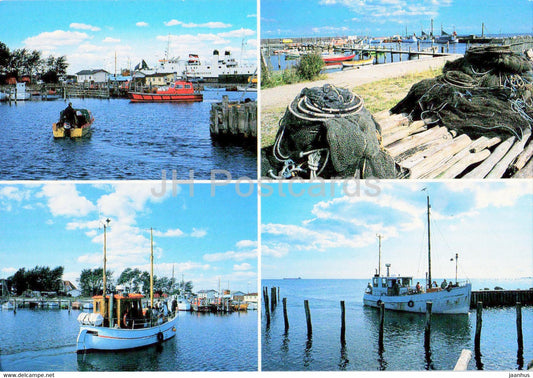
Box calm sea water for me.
[0,90,256,180]
[0,309,257,371]
[262,279,533,371]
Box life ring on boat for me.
[407,300,414,308]
[376,299,383,307]
[123,313,129,328]
[157,332,164,343]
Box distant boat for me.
[342,57,374,68]
[128,80,203,103]
[402,34,418,43]
[0,92,9,102]
[322,53,357,63]
[363,195,472,314]
[283,277,302,280]
[436,29,458,44]
[177,296,191,311]
[1,301,14,310]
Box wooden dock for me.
[471,290,533,308]
[374,110,533,179]
[210,95,257,141]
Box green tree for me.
[0,42,10,73]
[296,52,324,81]
[78,268,113,297]
[8,268,27,295]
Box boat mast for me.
[103,218,110,298]
[150,227,154,308]
[426,195,432,289]
[377,233,383,276]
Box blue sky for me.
[0,0,257,74]
[0,182,257,293]
[261,0,533,38]
[262,181,533,280]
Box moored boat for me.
[342,57,374,68]
[436,29,458,44]
[1,301,14,310]
[128,80,203,103]
[53,108,94,138]
[362,195,472,314]
[322,53,357,63]
[177,295,191,311]
[76,225,178,353]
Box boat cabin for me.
[92,293,149,329]
[367,275,416,296]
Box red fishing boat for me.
[322,53,357,63]
[128,80,203,103]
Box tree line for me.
[5,265,193,298]
[0,41,68,84]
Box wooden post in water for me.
[264,290,270,327]
[13,299,16,314]
[68,300,71,314]
[304,300,312,336]
[424,301,432,349]
[474,301,483,355]
[340,300,346,345]
[283,297,289,332]
[277,287,280,303]
[271,287,276,311]
[378,302,385,349]
[516,302,523,356]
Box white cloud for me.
[23,30,91,50]
[102,37,121,43]
[190,228,207,238]
[233,263,252,271]
[164,20,232,28]
[445,182,533,209]
[0,186,28,202]
[203,242,257,262]
[236,240,257,249]
[70,23,101,32]
[153,228,185,237]
[1,267,17,275]
[136,21,149,27]
[218,28,255,38]
[247,14,257,18]
[39,183,96,217]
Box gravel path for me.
[261,55,462,110]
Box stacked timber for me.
[374,110,533,179]
[210,95,257,141]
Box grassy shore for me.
[261,67,442,148]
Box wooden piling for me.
[271,287,276,310]
[340,300,346,345]
[283,297,289,332]
[264,290,270,326]
[474,301,483,355]
[378,302,385,350]
[277,287,280,303]
[68,300,71,314]
[13,299,16,314]
[424,301,432,349]
[517,302,523,356]
[304,300,312,336]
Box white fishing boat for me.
[185,50,256,83]
[177,295,191,311]
[1,301,14,310]
[76,224,177,353]
[363,194,472,314]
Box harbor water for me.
[0,90,256,180]
[262,278,533,371]
[0,309,257,371]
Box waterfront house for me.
[197,289,218,300]
[144,72,175,87]
[232,291,246,301]
[76,69,110,86]
[244,293,258,304]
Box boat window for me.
[372,277,378,287]
[381,278,387,288]
[176,84,183,89]
[185,85,191,89]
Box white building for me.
[76,69,110,85]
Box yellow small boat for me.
[53,108,94,138]
[342,57,375,68]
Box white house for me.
[244,293,258,304]
[76,69,110,85]
[197,289,218,300]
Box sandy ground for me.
[261,54,462,110]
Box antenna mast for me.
[150,228,154,308]
[427,195,432,289]
[103,218,110,298]
[377,234,383,276]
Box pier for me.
[210,95,257,141]
[471,289,533,307]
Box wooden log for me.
[396,138,451,167]
[283,297,289,332]
[425,136,495,178]
[509,139,533,174]
[424,301,432,349]
[264,290,270,327]
[471,137,501,153]
[382,118,420,137]
[463,136,516,179]
[340,300,346,345]
[387,126,450,158]
[373,109,391,122]
[383,121,426,146]
[378,114,410,132]
[438,149,491,179]
[474,301,482,355]
[271,287,276,310]
[517,302,523,356]
[486,132,531,178]
[409,134,472,179]
[304,300,312,336]
[453,349,472,371]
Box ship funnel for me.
[385,263,391,277]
